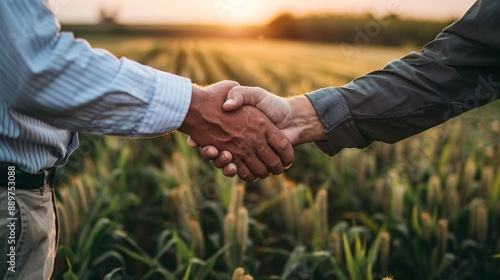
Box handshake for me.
[178,81,326,182]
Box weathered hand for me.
[178,82,294,182]
[188,86,325,177]
[224,87,300,145]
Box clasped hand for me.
[180,80,326,182]
[178,81,295,182]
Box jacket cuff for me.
[305,88,371,156]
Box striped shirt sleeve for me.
[0,0,192,137]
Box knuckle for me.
[278,138,291,151]
[253,86,264,93]
[238,167,251,179]
[254,166,270,179]
[242,146,255,157]
[256,143,267,154]
[239,170,256,183]
[256,118,267,127]
[279,145,294,167]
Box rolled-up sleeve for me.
[0,0,192,137]
[307,0,500,156]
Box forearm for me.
[288,96,326,145]
[308,60,500,156]
[0,0,192,137]
[178,85,214,137]
[306,0,500,156]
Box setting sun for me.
[212,0,277,25]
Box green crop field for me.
[53,37,500,280]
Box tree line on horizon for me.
[265,13,455,47]
[62,12,455,47]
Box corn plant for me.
[53,37,500,279]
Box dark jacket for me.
[306,0,500,156]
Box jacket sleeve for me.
[306,0,500,156]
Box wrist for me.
[178,84,204,135]
[289,95,326,145]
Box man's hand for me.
[178,81,294,182]
[188,86,325,177]
[224,87,300,145]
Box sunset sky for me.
[55,0,477,25]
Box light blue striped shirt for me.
[0,0,193,173]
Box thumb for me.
[223,86,266,112]
[206,80,240,95]
[223,87,245,111]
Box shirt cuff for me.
[305,87,371,156]
[137,68,192,136]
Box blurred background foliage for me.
[52,15,500,279]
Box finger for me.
[224,86,266,111]
[199,146,220,160]
[187,137,199,148]
[212,151,234,168]
[222,163,238,177]
[266,124,295,170]
[235,160,258,182]
[241,154,271,180]
[254,138,285,176]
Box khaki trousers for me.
[0,185,58,280]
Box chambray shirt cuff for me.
[305,87,369,156]
[137,68,192,136]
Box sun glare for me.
[214,0,276,25]
[56,0,477,26]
